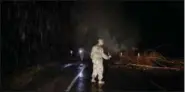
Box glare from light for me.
[70,50,73,55]
[78,66,85,78]
[79,49,83,54]
[78,72,83,77]
[78,48,84,61]
[63,64,72,68]
[80,63,83,66]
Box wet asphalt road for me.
[71,63,184,92]
[16,61,183,92]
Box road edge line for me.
[65,65,86,92]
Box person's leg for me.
[91,61,98,82]
[97,61,104,84]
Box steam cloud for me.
[71,2,140,53]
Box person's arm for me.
[101,49,110,60]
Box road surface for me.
[7,61,184,92]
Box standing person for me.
[90,39,111,84]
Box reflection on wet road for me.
[30,61,183,92]
[65,63,86,92]
[69,63,184,92]
[36,62,80,92]
[34,62,88,92]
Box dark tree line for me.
[2,2,74,75]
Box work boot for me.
[91,79,96,83]
[98,80,105,84]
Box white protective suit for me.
[90,45,110,83]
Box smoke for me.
[71,2,140,53]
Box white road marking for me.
[63,63,73,68]
[61,62,79,70]
[150,80,166,91]
[65,64,86,92]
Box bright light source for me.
[78,48,84,61]
[70,50,73,54]
[79,49,83,54]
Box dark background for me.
[1,1,184,77]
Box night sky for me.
[123,2,184,57]
[123,2,184,48]
[1,1,184,72]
